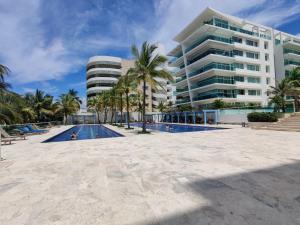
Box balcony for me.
[193,89,237,102]
[284,60,300,67]
[188,62,235,78]
[176,98,190,105]
[204,18,270,40]
[185,35,233,53]
[187,48,233,66]
[175,76,187,83]
[176,87,189,94]
[190,76,235,90]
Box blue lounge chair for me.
[26,125,48,133]
[16,126,46,135]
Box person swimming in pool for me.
[71,131,77,140]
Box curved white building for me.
[86,56,122,99]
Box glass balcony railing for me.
[193,89,237,101]
[176,98,190,104]
[187,48,233,65]
[176,76,187,83]
[204,18,271,40]
[284,48,300,56]
[185,35,233,53]
[176,87,189,93]
[284,60,300,66]
[188,62,235,78]
[190,76,235,90]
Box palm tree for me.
[68,89,82,104]
[286,67,300,112]
[157,101,166,113]
[268,78,294,112]
[57,93,80,124]
[88,95,103,124]
[102,91,110,123]
[116,79,125,127]
[0,64,10,91]
[131,41,173,133]
[108,87,117,124]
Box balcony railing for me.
[176,98,190,104]
[176,76,187,83]
[284,60,300,66]
[189,62,235,78]
[190,76,235,90]
[185,35,233,53]
[193,89,237,101]
[284,48,300,56]
[176,87,189,93]
[187,48,233,65]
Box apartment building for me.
[86,56,171,112]
[168,7,284,109]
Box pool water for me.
[44,125,123,142]
[130,123,225,133]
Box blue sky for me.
[1,0,300,106]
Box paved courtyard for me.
[0,125,300,225]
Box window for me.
[246,39,258,47]
[266,65,270,73]
[237,89,245,95]
[246,52,259,59]
[265,53,269,61]
[247,64,260,71]
[232,36,242,43]
[264,41,268,49]
[247,77,260,83]
[266,78,270,84]
[234,63,244,69]
[234,76,245,82]
[233,50,243,56]
[248,90,261,96]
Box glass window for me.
[247,77,260,83]
[232,36,242,43]
[266,65,270,73]
[266,78,270,84]
[237,89,245,95]
[234,63,244,69]
[246,52,259,59]
[234,76,245,82]
[265,53,269,61]
[248,90,261,96]
[264,41,268,49]
[247,64,260,71]
[246,40,258,47]
[233,50,243,56]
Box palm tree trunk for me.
[104,107,108,123]
[142,77,146,132]
[294,96,299,112]
[96,110,101,124]
[120,93,123,126]
[126,92,130,129]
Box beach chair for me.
[26,125,48,133]
[0,126,26,140]
[1,137,13,145]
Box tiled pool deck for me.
[0,125,300,225]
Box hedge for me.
[247,112,278,122]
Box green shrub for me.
[247,112,278,122]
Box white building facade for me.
[168,7,281,109]
[86,56,122,99]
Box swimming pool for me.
[44,125,123,142]
[130,123,225,133]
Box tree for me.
[88,95,103,124]
[57,93,80,124]
[157,101,166,113]
[0,64,10,91]
[68,89,82,104]
[131,41,173,133]
[286,67,300,112]
[268,78,294,112]
[212,99,226,109]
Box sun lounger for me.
[1,137,13,145]
[0,126,26,140]
[15,126,45,135]
[26,125,48,133]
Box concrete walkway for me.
[0,126,300,225]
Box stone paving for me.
[0,125,300,225]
